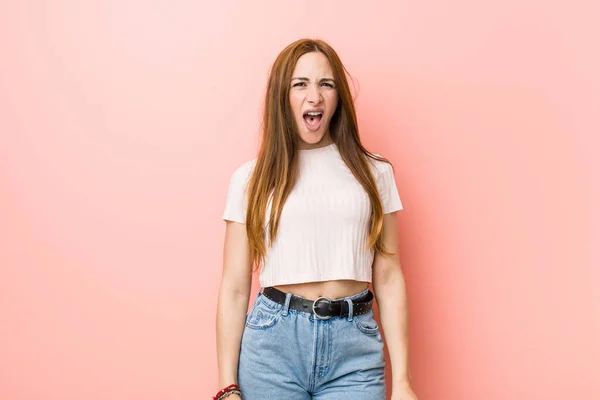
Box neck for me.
[298,134,333,150]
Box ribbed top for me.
[222,143,403,287]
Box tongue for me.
[304,115,322,126]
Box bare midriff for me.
[272,279,369,301]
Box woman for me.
[214,38,418,400]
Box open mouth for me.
[303,110,323,131]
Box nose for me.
[307,84,323,104]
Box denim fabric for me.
[237,287,386,399]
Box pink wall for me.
[1,1,598,399]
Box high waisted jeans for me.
[237,287,386,399]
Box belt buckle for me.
[312,296,332,320]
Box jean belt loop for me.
[344,297,354,321]
[282,292,293,316]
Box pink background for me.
[1,1,598,399]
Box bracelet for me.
[212,384,241,400]
[218,389,241,399]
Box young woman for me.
[215,38,418,400]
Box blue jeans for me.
[237,287,386,399]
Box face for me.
[289,52,339,148]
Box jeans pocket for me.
[353,309,382,339]
[245,295,283,330]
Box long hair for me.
[246,38,395,273]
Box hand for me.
[391,380,418,400]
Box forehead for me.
[292,52,333,77]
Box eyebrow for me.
[291,77,336,83]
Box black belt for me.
[261,286,374,319]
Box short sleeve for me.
[222,161,254,223]
[375,160,403,214]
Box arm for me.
[371,212,412,387]
[216,221,253,388]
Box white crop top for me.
[222,142,403,287]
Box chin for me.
[298,128,329,143]
[298,135,323,145]
[301,133,324,141]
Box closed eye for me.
[321,82,335,88]
[292,82,306,87]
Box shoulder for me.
[230,158,258,181]
[366,152,394,179]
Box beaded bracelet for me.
[212,383,241,400]
[218,389,241,399]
